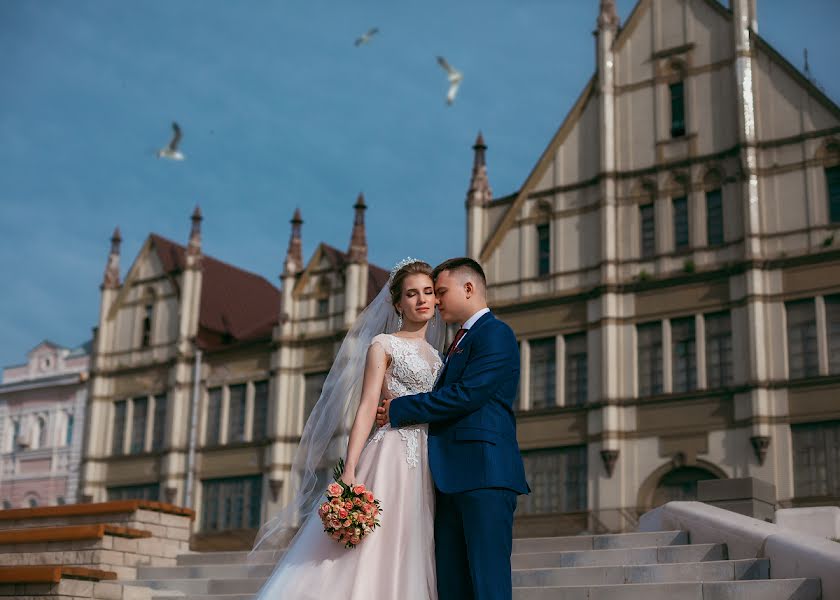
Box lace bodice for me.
[368,334,442,467]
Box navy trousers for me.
[434,487,518,600]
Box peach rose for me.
[327,482,342,497]
[331,531,341,539]
[352,484,366,494]
[365,491,375,503]
[338,508,348,519]
[350,536,361,545]
[344,519,351,527]
[330,498,342,508]
[344,500,353,510]
[353,497,362,506]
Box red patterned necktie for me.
[445,328,468,361]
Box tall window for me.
[564,333,588,407]
[670,81,686,137]
[252,381,269,441]
[317,297,329,316]
[518,446,587,515]
[706,189,724,246]
[786,299,818,379]
[141,301,154,348]
[827,166,840,224]
[640,204,656,259]
[130,397,148,454]
[206,388,222,446]
[152,394,167,450]
[112,400,127,455]
[37,416,48,449]
[672,196,689,251]
[792,421,840,498]
[65,414,74,446]
[671,317,697,393]
[529,337,556,409]
[705,311,733,388]
[304,373,328,422]
[107,483,160,502]
[228,384,247,443]
[826,295,840,375]
[201,475,262,532]
[637,322,663,396]
[12,420,22,452]
[536,223,550,277]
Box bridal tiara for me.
[388,257,423,284]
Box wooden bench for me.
[0,565,150,599]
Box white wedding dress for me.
[255,334,442,600]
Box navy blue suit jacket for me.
[389,312,529,495]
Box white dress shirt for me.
[456,307,491,349]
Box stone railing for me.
[639,500,840,599]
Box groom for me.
[376,257,529,600]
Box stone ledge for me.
[0,565,117,583]
[0,525,152,545]
[0,501,194,523]
[639,501,840,599]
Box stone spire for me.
[598,0,619,30]
[284,207,303,275]
[467,131,493,206]
[347,193,368,263]
[102,227,122,289]
[187,205,202,258]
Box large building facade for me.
[467,0,840,534]
[0,340,90,508]
[79,198,387,548]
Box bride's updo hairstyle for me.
[388,260,434,315]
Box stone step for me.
[512,543,727,569]
[511,558,768,587]
[139,562,276,580]
[176,549,282,566]
[125,576,265,596]
[512,530,688,554]
[512,578,821,600]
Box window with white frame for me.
[152,394,166,449]
[529,337,556,410]
[130,397,148,454]
[536,223,550,277]
[206,387,223,446]
[564,333,587,407]
[518,446,587,515]
[228,384,247,443]
[671,317,696,393]
[705,311,733,388]
[792,420,840,498]
[637,322,663,396]
[672,196,689,252]
[786,299,819,379]
[112,400,127,455]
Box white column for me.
[556,335,566,408]
[695,314,707,389]
[662,320,673,394]
[815,295,829,375]
[220,386,230,445]
[519,340,531,411]
[245,381,255,442]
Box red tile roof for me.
[150,235,281,351]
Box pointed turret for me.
[284,208,304,276]
[347,193,368,263]
[597,0,619,30]
[102,227,122,289]
[187,205,202,258]
[466,133,492,259]
[467,131,492,207]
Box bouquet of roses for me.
[318,459,382,549]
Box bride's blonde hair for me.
[388,261,433,315]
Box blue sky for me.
[1,0,838,370]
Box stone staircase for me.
[126,529,822,600]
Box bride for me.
[251,258,445,600]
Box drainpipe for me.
[185,347,202,508]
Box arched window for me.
[704,168,725,246]
[141,288,155,348]
[533,201,552,277]
[653,466,719,506]
[37,416,48,449]
[668,60,687,138]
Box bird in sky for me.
[436,56,463,106]
[354,27,379,47]
[157,122,185,161]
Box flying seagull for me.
[354,27,379,47]
[436,56,463,106]
[157,122,185,160]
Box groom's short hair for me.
[433,257,487,290]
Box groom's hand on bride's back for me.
[375,399,391,427]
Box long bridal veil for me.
[250,275,445,555]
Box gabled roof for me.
[149,234,281,351]
[296,242,389,305]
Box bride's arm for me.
[341,342,388,485]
